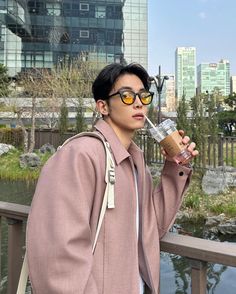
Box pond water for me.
[0,180,236,293]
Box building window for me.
[46,3,61,16]
[95,5,106,18]
[80,3,89,11]
[80,30,89,38]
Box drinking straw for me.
[144,114,156,129]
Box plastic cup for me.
[146,117,192,164]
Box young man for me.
[27,63,198,294]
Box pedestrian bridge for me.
[1,201,236,294]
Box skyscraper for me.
[0,0,148,77]
[230,76,236,94]
[197,59,230,96]
[175,47,196,102]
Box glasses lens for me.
[121,91,135,105]
[140,92,153,105]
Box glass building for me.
[231,75,236,94]
[197,59,230,96]
[0,0,148,77]
[175,47,196,102]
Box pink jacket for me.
[27,119,192,294]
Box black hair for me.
[92,63,151,102]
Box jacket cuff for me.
[162,160,192,177]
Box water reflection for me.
[0,179,35,204]
[160,223,236,294]
[160,251,236,294]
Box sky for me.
[148,0,236,76]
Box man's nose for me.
[133,94,143,108]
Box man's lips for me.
[132,113,144,119]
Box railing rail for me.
[0,201,236,294]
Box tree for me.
[2,57,101,151]
[58,99,68,137]
[36,56,100,129]
[217,111,236,136]
[217,92,236,136]
[224,92,236,110]
[176,92,191,135]
[1,72,43,152]
[190,94,208,165]
[205,90,219,143]
[0,64,10,97]
[75,105,86,133]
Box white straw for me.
[144,115,156,129]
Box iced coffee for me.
[145,116,192,164]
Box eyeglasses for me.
[107,89,154,105]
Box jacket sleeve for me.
[152,160,192,239]
[26,141,99,294]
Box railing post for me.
[218,133,224,166]
[189,258,207,294]
[7,218,24,294]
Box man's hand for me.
[161,130,199,163]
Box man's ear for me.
[96,100,109,116]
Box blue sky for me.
[148,0,236,76]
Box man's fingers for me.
[182,136,190,145]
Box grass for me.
[0,149,51,181]
[181,172,236,219]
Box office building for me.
[150,74,176,113]
[197,59,230,96]
[175,47,196,101]
[0,0,148,77]
[230,76,236,94]
[161,74,176,112]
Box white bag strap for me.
[59,131,116,210]
[92,140,115,253]
[16,254,28,294]
[17,131,115,293]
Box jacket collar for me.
[94,119,144,166]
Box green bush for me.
[183,194,200,210]
[0,128,24,147]
[210,203,236,218]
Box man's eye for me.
[122,92,133,98]
[140,92,150,98]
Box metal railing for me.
[0,201,236,294]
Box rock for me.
[202,166,236,195]
[205,214,226,227]
[148,164,162,178]
[0,143,15,156]
[204,214,236,236]
[19,153,41,169]
[176,211,192,222]
[39,143,55,154]
[218,220,236,235]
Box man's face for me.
[104,73,149,134]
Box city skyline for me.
[148,0,236,76]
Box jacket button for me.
[179,171,184,176]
